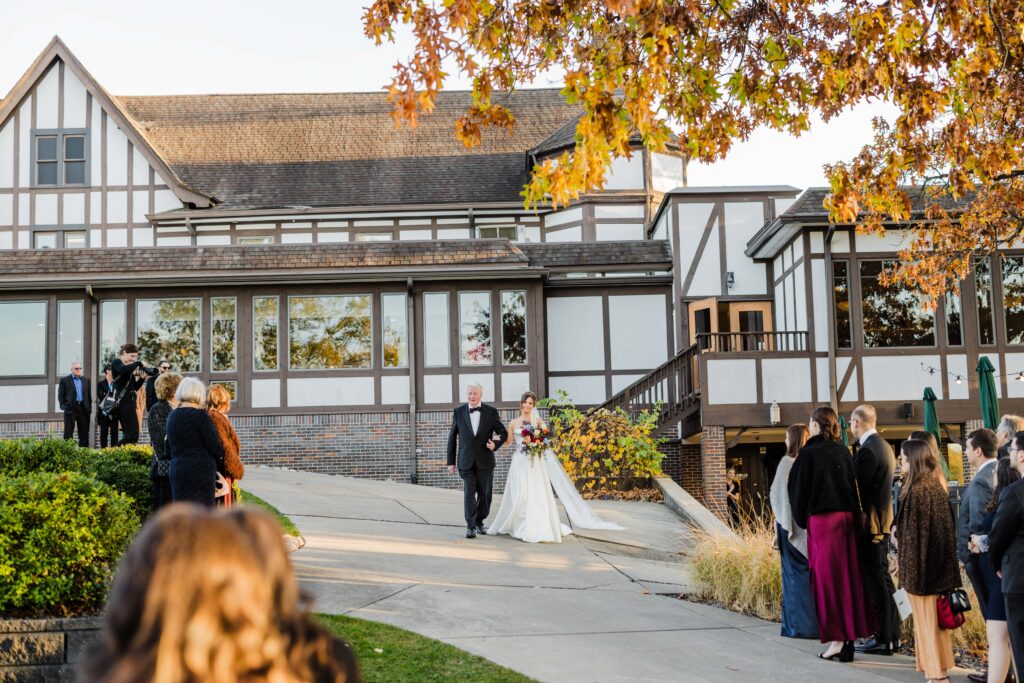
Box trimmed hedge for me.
[0,471,139,616]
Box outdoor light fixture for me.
[769,400,781,425]
[726,271,735,289]
[955,375,963,384]
[1017,372,1024,383]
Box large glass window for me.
[832,261,852,349]
[35,135,58,186]
[136,299,202,372]
[289,295,372,369]
[34,131,88,187]
[860,261,935,347]
[211,297,237,372]
[253,296,279,371]
[0,301,46,376]
[459,292,492,365]
[946,292,963,346]
[1003,256,1024,344]
[381,293,408,368]
[57,301,83,373]
[423,292,450,367]
[100,300,126,366]
[501,290,527,365]
[64,135,86,185]
[977,258,996,345]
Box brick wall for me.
[701,425,727,518]
[659,439,703,502]
[964,419,984,484]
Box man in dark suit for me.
[58,361,91,447]
[447,383,508,538]
[850,404,900,655]
[144,359,171,413]
[989,433,1024,675]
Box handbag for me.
[937,591,967,629]
[100,381,129,416]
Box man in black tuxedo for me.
[850,404,900,655]
[447,383,508,538]
[58,361,91,447]
[989,433,1024,675]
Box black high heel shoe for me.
[838,641,855,662]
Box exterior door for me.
[728,301,773,351]
[688,297,718,350]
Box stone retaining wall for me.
[0,616,100,682]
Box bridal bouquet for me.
[520,422,551,462]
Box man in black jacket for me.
[144,359,171,413]
[989,433,1024,675]
[58,361,91,446]
[447,383,508,538]
[850,404,900,655]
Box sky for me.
[0,0,899,191]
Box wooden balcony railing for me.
[590,342,701,426]
[695,331,808,353]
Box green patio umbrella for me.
[978,355,1000,430]
[923,387,951,479]
[839,415,850,447]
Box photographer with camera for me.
[109,344,156,444]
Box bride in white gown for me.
[488,391,625,543]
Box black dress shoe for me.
[967,672,987,683]
[466,528,476,539]
[475,525,487,535]
[854,638,892,655]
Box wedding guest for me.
[789,406,876,662]
[166,378,225,507]
[997,416,1024,460]
[726,467,741,528]
[769,423,818,639]
[207,384,244,507]
[147,372,182,511]
[958,430,998,619]
[970,456,1019,683]
[81,505,361,683]
[144,359,171,414]
[110,344,149,445]
[849,405,900,656]
[58,361,91,447]
[96,365,119,448]
[894,438,961,683]
[990,431,1024,678]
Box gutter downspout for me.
[823,224,839,411]
[407,277,418,484]
[86,285,98,448]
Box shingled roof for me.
[779,186,975,220]
[518,241,672,269]
[116,90,581,210]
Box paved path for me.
[245,467,971,683]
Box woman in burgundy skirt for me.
[789,406,877,662]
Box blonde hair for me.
[206,384,232,412]
[174,377,205,406]
[154,372,183,402]
[83,505,350,683]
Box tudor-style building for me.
[3,38,1019,517]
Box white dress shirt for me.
[859,428,878,446]
[469,404,481,435]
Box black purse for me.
[946,587,971,615]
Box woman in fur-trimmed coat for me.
[206,384,244,506]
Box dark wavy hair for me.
[786,424,809,458]
[520,391,538,405]
[810,407,841,441]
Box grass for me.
[237,488,302,537]
[318,614,536,683]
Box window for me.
[289,295,372,369]
[211,297,237,372]
[355,233,392,242]
[238,236,274,245]
[500,291,527,365]
[34,232,57,249]
[1003,256,1024,344]
[33,130,88,187]
[100,300,126,366]
[423,292,450,367]
[57,300,84,373]
[212,381,237,402]
[832,261,852,349]
[977,258,996,345]
[253,296,279,371]
[381,293,408,368]
[136,299,202,372]
[34,229,86,250]
[64,231,87,249]
[459,291,492,365]
[477,225,518,240]
[860,261,935,347]
[946,292,963,346]
[0,301,46,376]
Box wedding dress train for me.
[489,431,625,543]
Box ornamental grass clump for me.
[689,518,782,621]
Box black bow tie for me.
[469,406,481,413]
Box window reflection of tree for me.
[977,260,996,345]
[1002,257,1024,344]
[382,294,407,368]
[289,296,372,369]
[136,299,201,371]
[501,291,527,364]
[460,294,491,364]
[212,298,236,371]
[945,292,963,345]
[253,297,278,371]
[860,262,935,347]
[833,262,852,348]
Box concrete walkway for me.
[245,467,971,683]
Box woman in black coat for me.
[97,365,119,448]
[166,378,225,507]
[147,372,182,511]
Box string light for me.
[920,362,1024,382]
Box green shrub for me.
[0,471,140,617]
[91,456,152,518]
[0,437,91,476]
[99,443,153,466]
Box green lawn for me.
[237,488,302,537]
[318,614,536,683]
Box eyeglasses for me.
[160,366,170,371]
